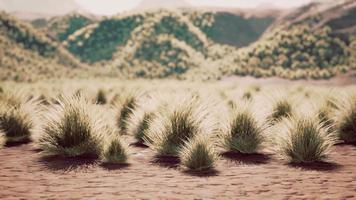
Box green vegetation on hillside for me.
[228,25,351,79]
[196,12,274,47]
[48,13,93,41]
[0,11,83,81]
[64,14,143,63]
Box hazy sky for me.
[76,0,314,15]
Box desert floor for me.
[1,141,356,199]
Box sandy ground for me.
[1,141,356,200]
[221,70,356,86]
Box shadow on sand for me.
[221,152,271,165]
[130,142,149,148]
[100,163,130,171]
[151,155,180,169]
[288,161,341,171]
[39,155,98,172]
[5,138,31,147]
[183,169,219,177]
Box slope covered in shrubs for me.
[63,14,144,63]
[47,13,94,41]
[0,11,84,81]
[229,25,351,79]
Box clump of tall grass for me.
[96,89,107,105]
[145,96,212,156]
[273,115,336,163]
[242,91,252,101]
[221,106,266,154]
[317,96,338,131]
[35,95,108,157]
[115,93,140,134]
[127,100,158,143]
[180,134,218,171]
[268,98,293,123]
[101,135,128,164]
[334,95,356,143]
[0,92,38,143]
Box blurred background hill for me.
[0,0,355,81]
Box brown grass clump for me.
[115,93,140,135]
[127,98,158,143]
[96,89,107,105]
[101,135,129,164]
[273,115,336,163]
[179,134,218,171]
[35,95,109,157]
[145,95,213,156]
[334,95,356,143]
[0,91,38,143]
[268,98,293,123]
[221,105,267,154]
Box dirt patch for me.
[1,143,356,199]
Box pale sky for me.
[76,0,314,15]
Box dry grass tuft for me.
[115,93,140,134]
[0,91,38,143]
[96,89,107,105]
[334,95,356,143]
[145,95,213,156]
[101,135,129,164]
[180,134,218,171]
[35,95,109,157]
[221,105,267,154]
[273,115,336,163]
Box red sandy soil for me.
[1,142,356,199]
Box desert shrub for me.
[0,92,37,143]
[179,134,218,171]
[221,107,266,154]
[96,89,107,105]
[334,96,356,143]
[101,136,128,164]
[115,94,139,134]
[268,98,293,123]
[274,115,336,163]
[145,96,211,156]
[35,95,108,157]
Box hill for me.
[61,9,274,63]
[267,0,356,42]
[228,24,352,80]
[0,11,84,81]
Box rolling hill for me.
[267,0,356,42]
[0,11,84,81]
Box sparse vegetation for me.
[334,95,356,143]
[268,98,293,123]
[0,92,37,143]
[35,95,106,157]
[180,134,218,171]
[96,89,107,105]
[116,94,139,135]
[101,135,129,164]
[274,115,336,163]
[145,96,211,156]
[221,107,266,154]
